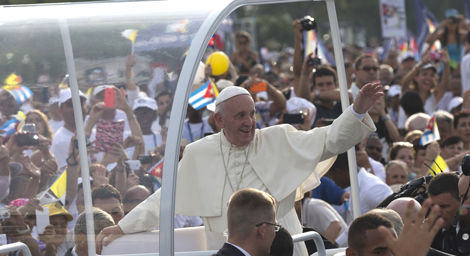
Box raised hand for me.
[92,165,109,187]
[40,159,58,178]
[21,155,41,179]
[96,225,125,255]
[353,82,384,114]
[378,199,443,256]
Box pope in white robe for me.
[97,82,383,255]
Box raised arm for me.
[401,50,432,92]
[433,48,451,103]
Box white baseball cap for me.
[387,85,402,98]
[92,85,115,98]
[133,97,157,111]
[400,51,415,62]
[59,88,86,108]
[447,97,463,113]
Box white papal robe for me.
[118,106,376,255]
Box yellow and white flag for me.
[429,155,450,176]
[122,29,138,54]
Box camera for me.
[300,16,316,31]
[284,113,305,124]
[307,56,322,66]
[462,155,470,176]
[137,155,152,165]
[17,133,39,147]
[0,208,10,219]
[451,17,461,24]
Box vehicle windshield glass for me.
[0,1,221,254]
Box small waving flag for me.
[428,155,450,176]
[149,158,163,184]
[0,111,25,136]
[0,119,19,136]
[188,80,219,110]
[49,170,67,205]
[420,116,440,146]
[122,29,139,54]
[4,73,22,85]
[2,85,33,105]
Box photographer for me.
[427,173,460,254]
[1,206,41,256]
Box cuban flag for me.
[0,119,20,136]
[420,116,440,146]
[2,85,33,105]
[149,158,164,187]
[188,81,219,110]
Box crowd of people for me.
[1,7,470,256]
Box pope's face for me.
[216,95,256,147]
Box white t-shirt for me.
[49,120,64,135]
[302,198,347,237]
[423,92,453,116]
[182,117,214,143]
[51,126,75,171]
[141,133,163,155]
[461,53,470,95]
[368,157,386,183]
[349,168,393,217]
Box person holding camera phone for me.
[401,47,451,117]
[84,88,144,169]
[426,9,467,68]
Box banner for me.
[380,0,407,38]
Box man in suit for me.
[213,188,280,256]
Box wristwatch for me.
[116,165,127,173]
[17,225,31,235]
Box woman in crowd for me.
[454,111,470,150]
[441,136,468,172]
[25,110,59,193]
[401,48,451,116]
[389,142,416,179]
[426,9,466,66]
[230,30,259,76]
[367,97,400,160]
[385,160,409,192]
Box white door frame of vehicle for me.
[59,0,360,255]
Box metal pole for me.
[59,18,96,256]
[0,242,32,256]
[325,0,361,219]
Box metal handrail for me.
[292,231,326,256]
[0,242,32,256]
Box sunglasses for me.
[238,40,249,45]
[359,66,379,72]
[255,222,281,232]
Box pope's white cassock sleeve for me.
[118,106,375,235]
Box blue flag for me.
[465,0,470,19]
[414,0,439,50]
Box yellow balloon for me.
[205,52,229,76]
